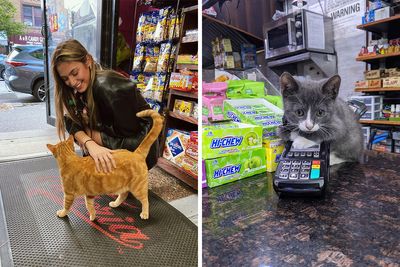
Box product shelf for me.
[359,120,400,126]
[176,63,198,70]
[169,111,198,125]
[169,89,198,99]
[356,14,400,34]
[157,157,198,189]
[356,52,400,63]
[354,87,400,92]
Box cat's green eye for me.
[295,109,304,116]
[316,109,325,117]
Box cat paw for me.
[56,209,68,218]
[292,136,318,149]
[109,201,119,208]
[330,154,346,165]
[89,215,96,221]
[140,212,149,220]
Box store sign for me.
[326,0,365,40]
[10,33,44,45]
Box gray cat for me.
[278,72,363,165]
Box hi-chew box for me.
[202,122,262,159]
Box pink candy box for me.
[203,82,227,95]
[203,94,226,122]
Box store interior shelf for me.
[355,87,400,92]
[169,111,198,125]
[181,38,198,43]
[356,14,400,34]
[360,120,400,126]
[202,14,264,47]
[176,63,198,70]
[356,52,400,63]
[157,157,198,190]
[170,89,198,99]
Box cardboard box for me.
[202,122,262,159]
[223,98,283,141]
[368,79,382,88]
[364,69,382,79]
[205,148,266,188]
[382,77,400,88]
[355,80,368,88]
[263,139,285,172]
[162,129,190,167]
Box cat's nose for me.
[305,123,314,130]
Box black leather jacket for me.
[65,71,158,169]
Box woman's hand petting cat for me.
[86,141,117,173]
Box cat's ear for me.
[322,75,341,99]
[280,72,298,97]
[46,144,55,154]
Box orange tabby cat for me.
[47,109,164,221]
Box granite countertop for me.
[202,151,400,266]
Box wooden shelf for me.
[356,52,400,63]
[202,14,264,48]
[170,89,198,99]
[360,120,400,126]
[176,63,198,70]
[356,14,400,34]
[157,157,198,190]
[181,38,198,43]
[355,87,400,92]
[169,111,198,125]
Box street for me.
[0,80,53,132]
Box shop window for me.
[23,5,42,27]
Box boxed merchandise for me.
[202,161,207,188]
[181,155,198,178]
[382,77,400,88]
[263,139,284,172]
[223,98,283,141]
[355,80,368,88]
[173,99,194,117]
[368,79,382,88]
[162,129,190,167]
[226,80,265,99]
[169,72,193,91]
[203,81,227,95]
[204,148,266,188]
[203,95,226,123]
[386,68,400,77]
[364,69,383,79]
[202,122,263,159]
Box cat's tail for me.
[135,109,164,156]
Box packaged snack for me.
[136,13,147,42]
[143,45,159,72]
[132,43,146,71]
[241,43,257,69]
[169,72,193,91]
[168,13,181,39]
[153,72,166,102]
[153,8,170,42]
[157,42,176,72]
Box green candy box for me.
[205,148,267,188]
[202,122,262,159]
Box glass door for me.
[42,0,104,126]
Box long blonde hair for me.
[52,39,98,140]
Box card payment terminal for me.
[273,141,330,196]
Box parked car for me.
[4,45,46,101]
[0,54,6,80]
